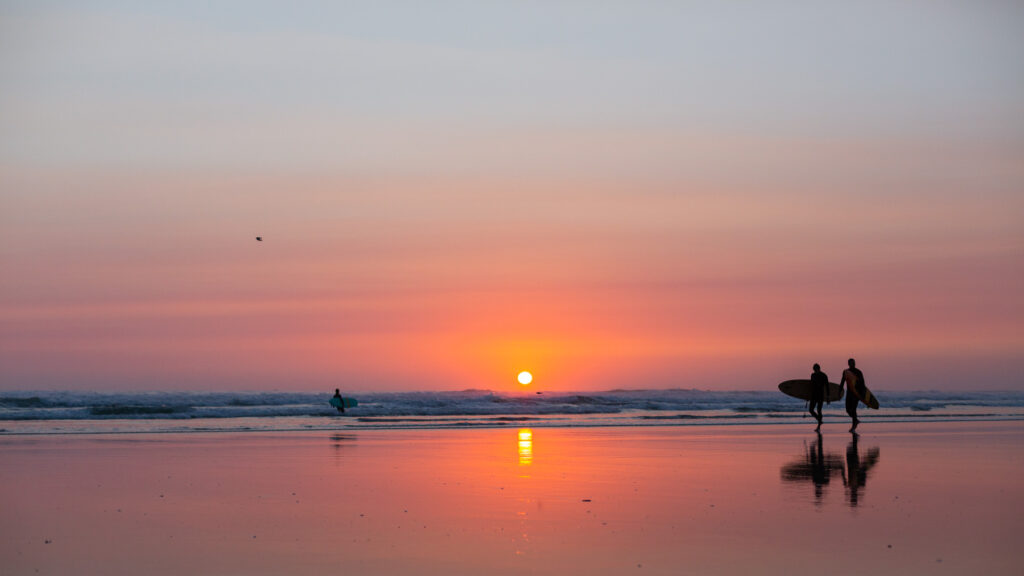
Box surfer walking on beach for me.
[839,359,865,433]
[809,364,828,432]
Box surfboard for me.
[843,371,880,409]
[329,397,358,409]
[778,379,843,402]
[857,385,880,409]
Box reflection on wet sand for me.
[329,433,357,461]
[518,429,533,466]
[781,433,880,507]
[780,432,844,505]
[844,434,880,507]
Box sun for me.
[517,371,533,386]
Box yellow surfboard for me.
[843,370,879,409]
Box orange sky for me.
[1,3,1022,391]
[2,157,1020,391]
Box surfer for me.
[332,388,345,413]
[838,359,865,432]
[809,364,828,432]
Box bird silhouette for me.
[256,236,262,241]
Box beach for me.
[3,3,1022,575]
[2,421,1022,575]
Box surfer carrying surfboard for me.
[839,359,865,432]
[332,388,345,413]
[809,364,829,432]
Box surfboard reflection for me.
[780,432,844,506]
[843,434,880,507]
[780,433,880,507]
[328,433,357,463]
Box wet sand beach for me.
[2,421,1022,575]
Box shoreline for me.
[4,388,1022,435]
[2,412,1023,436]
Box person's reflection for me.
[780,432,844,505]
[329,434,357,462]
[842,434,880,507]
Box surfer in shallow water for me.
[839,359,865,432]
[332,388,345,413]
[809,364,829,432]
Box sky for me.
[1,1,1022,392]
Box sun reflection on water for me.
[518,429,533,466]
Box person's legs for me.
[810,399,823,431]
[846,398,859,432]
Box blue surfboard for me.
[329,397,358,409]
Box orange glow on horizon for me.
[2,169,1020,392]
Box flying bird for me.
[256,236,262,241]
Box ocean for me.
[1,389,1022,435]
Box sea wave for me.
[1,389,1022,423]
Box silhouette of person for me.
[333,388,345,413]
[839,358,865,432]
[809,363,829,432]
[842,433,880,507]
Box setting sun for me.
[517,371,533,385]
